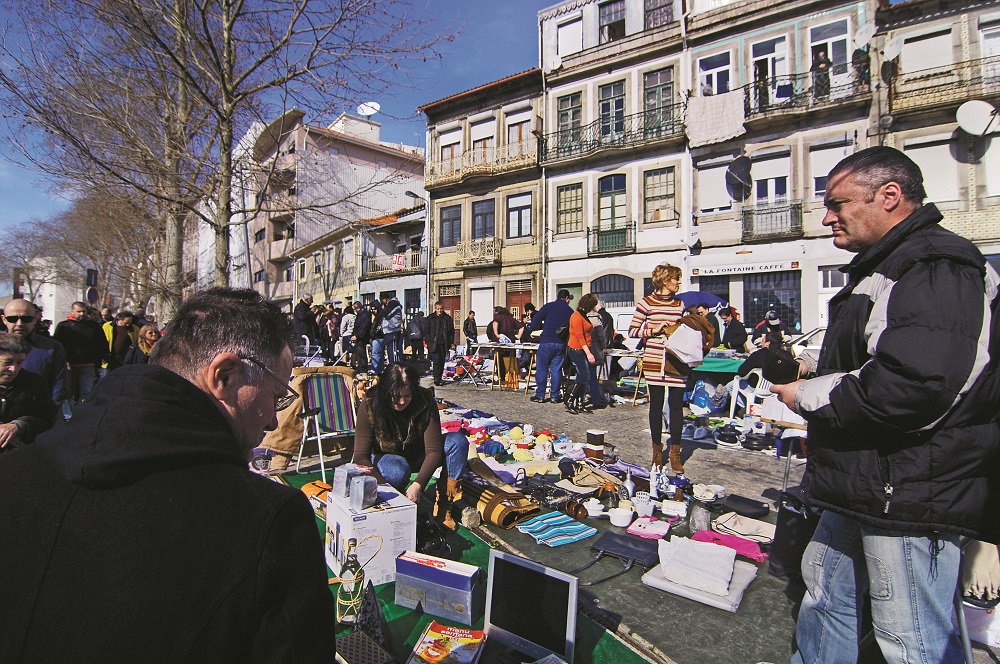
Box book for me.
[407,620,486,664]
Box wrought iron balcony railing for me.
[742,201,803,242]
[360,247,427,279]
[742,66,871,118]
[890,55,1000,114]
[538,103,684,164]
[587,222,636,256]
[456,237,502,265]
[425,139,536,187]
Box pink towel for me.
[691,530,768,563]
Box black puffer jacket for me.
[0,364,337,661]
[0,369,57,445]
[797,204,1000,542]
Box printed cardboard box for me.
[394,550,484,626]
[326,485,416,586]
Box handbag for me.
[762,345,800,384]
[461,458,540,529]
[555,325,570,344]
[768,488,822,582]
[720,493,770,518]
[663,324,704,367]
[569,531,660,586]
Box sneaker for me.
[529,396,545,403]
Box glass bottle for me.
[336,538,364,625]
[622,469,636,499]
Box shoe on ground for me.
[552,396,564,403]
[529,396,545,403]
[434,381,445,387]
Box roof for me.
[417,68,542,114]
[360,204,426,228]
[303,123,425,161]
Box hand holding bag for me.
[663,324,704,367]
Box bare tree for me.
[1,0,451,301]
[0,223,69,302]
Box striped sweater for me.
[629,293,687,387]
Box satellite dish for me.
[883,36,903,61]
[356,101,380,117]
[725,155,753,201]
[879,114,894,129]
[545,56,562,74]
[956,100,1000,136]
[687,229,701,249]
[854,24,876,50]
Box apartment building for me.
[356,204,428,314]
[874,0,1000,272]
[242,109,424,310]
[419,70,544,343]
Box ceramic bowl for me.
[608,507,634,527]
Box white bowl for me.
[608,507,634,527]
[585,505,605,517]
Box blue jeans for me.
[567,348,589,388]
[533,343,566,400]
[790,510,962,664]
[372,432,470,491]
[370,336,387,374]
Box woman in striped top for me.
[629,263,688,472]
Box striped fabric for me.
[304,372,356,434]
[629,293,686,387]
[517,512,597,547]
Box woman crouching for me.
[351,362,469,529]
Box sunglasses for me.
[3,315,34,324]
[237,354,299,411]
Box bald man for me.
[3,299,67,404]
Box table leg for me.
[524,350,536,395]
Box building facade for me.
[356,205,428,314]
[420,70,544,344]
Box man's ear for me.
[881,181,904,213]
[200,352,243,404]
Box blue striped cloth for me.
[517,512,597,547]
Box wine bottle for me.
[336,538,364,624]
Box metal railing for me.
[538,103,684,164]
[742,67,871,118]
[742,201,803,242]
[425,139,537,187]
[890,55,1000,113]
[360,247,427,278]
[456,237,502,265]
[587,222,636,255]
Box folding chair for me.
[294,335,325,367]
[296,370,357,482]
[728,369,776,420]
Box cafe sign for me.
[691,260,799,276]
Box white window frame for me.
[698,52,731,95]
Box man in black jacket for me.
[292,293,319,346]
[350,300,373,372]
[773,147,1000,664]
[0,288,336,662]
[425,301,455,386]
[717,307,748,351]
[53,301,107,405]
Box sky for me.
[0,0,545,230]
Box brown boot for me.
[652,443,664,469]
[434,478,460,531]
[669,444,684,473]
[267,452,293,472]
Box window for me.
[254,228,266,243]
[507,120,529,145]
[470,119,494,165]
[440,205,461,247]
[558,92,582,143]
[753,155,790,206]
[591,274,635,308]
[744,270,802,334]
[698,165,733,213]
[598,174,627,229]
[698,53,731,95]
[440,142,459,163]
[326,248,334,271]
[905,138,959,202]
[556,183,584,234]
[343,238,354,265]
[297,261,306,280]
[698,275,730,303]
[314,255,322,274]
[285,223,295,240]
[643,68,674,136]
[645,0,673,29]
[985,135,1000,196]
[599,81,626,137]
[283,266,293,282]
[751,37,789,108]
[643,167,675,224]
[404,288,421,316]
[557,18,583,57]
[506,108,532,158]
[253,269,265,284]
[809,20,848,77]
[507,193,532,238]
[599,0,626,44]
[472,200,495,240]
[810,144,851,198]
[983,26,1000,79]
[820,266,848,289]
[901,30,953,75]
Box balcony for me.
[425,139,536,188]
[742,201,803,242]
[742,67,871,121]
[360,247,427,279]
[538,103,684,165]
[890,55,1000,115]
[456,237,502,266]
[266,194,295,221]
[587,222,636,256]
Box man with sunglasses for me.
[2,299,67,405]
[0,288,336,661]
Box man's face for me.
[71,304,87,321]
[435,304,444,315]
[0,353,25,385]
[823,171,891,253]
[3,301,36,337]
[697,306,708,317]
[304,296,313,305]
[230,348,294,453]
[116,317,133,328]
[720,313,732,324]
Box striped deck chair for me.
[296,371,357,482]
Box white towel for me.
[658,537,736,596]
[685,90,746,147]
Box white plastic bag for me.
[664,324,704,367]
[963,604,1000,647]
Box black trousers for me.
[429,344,447,382]
[648,384,685,448]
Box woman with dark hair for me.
[490,306,521,386]
[565,293,598,414]
[351,363,470,529]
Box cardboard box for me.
[394,550,484,626]
[326,485,416,587]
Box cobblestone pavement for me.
[426,377,805,505]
